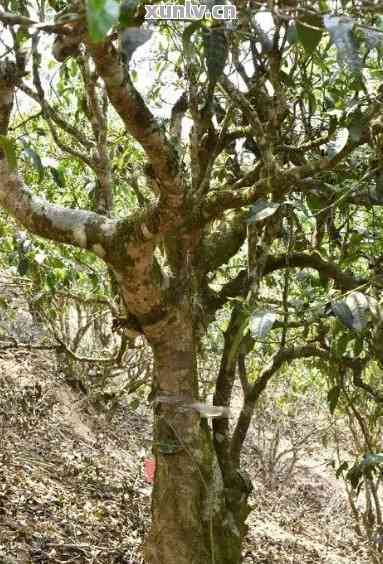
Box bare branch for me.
[19,82,94,151]
[78,54,113,214]
[170,92,187,141]
[230,345,330,467]
[0,9,36,27]
[213,305,248,485]
[219,76,274,168]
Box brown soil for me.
[0,283,368,563]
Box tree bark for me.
[143,301,251,564]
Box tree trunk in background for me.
[143,303,251,564]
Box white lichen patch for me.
[92,243,106,258]
[72,225,87,248]
[30,196,46,215]
[101,220,117,238]
[141,223,153,240]
[161,274,170,289]
[31,196,90,233]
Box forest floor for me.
[0,281,370,563]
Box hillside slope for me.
[0,284,368,563]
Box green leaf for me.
[326,128,349,158]
[203,26,228,86]
[246,200,280,223]
[15,27,30,48]
[280,70,295,87]
[22,146,44,183]
[250,311,277,339]
[346,453,383,490]
[332,301,355,331]
[353,336,363,356]
[158,440,180,454]
[335,333,350,357]
[182,21,201,60]
[120,27,153,61]
[129,398,140,410]
[306,194,323,213]
[50,166,65,188]
[362,453,383,468]
[319,0,329,11]
[348,113,366,142]
[332,292,370,333]
[286,23,298,45]
[296,14,323,54]
[324,15,362,73]
[46,271,57,292]
[327,385,340,414]
[0,135,17,171]
[119,0,140,27]
[359,27,383,51]
[348,231,364,247]
[18,256,29,276]
[336,460,349,478]
[87,0,119,42]
[346,462,363,490]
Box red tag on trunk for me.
[144,458,156,483]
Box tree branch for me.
[0,61,18,136]
[230,345,329,467]
[198,211,246,275]
[0,9,36,27]
[78,54,113,214]
[0,61,117,254]
[213,305,249,488]
[265,252,365,290]
[19,82,94,151]
[86,39,183,207]
[0,162,116,254]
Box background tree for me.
[2,1,383,563]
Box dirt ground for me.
[0,282,370,563]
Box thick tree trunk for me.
[143,304,251,564]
